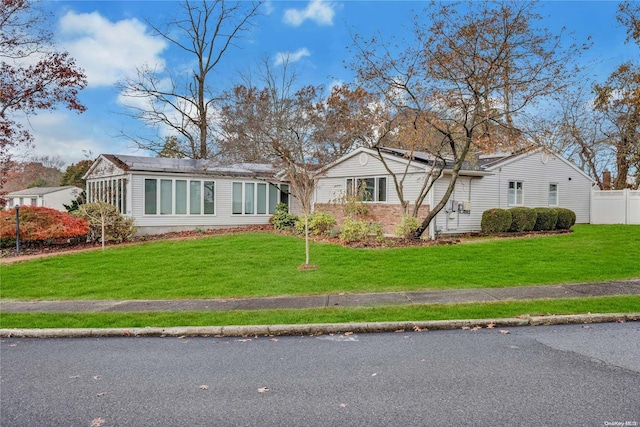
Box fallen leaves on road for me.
[237,339,252,342]
[92,375,101,381]
[486,323,496,329]
[257,387,270,393]
[69,375,80,379]
[500,330,510,334]
[270,338,279,342]
[199,385,209,390]
[470,326,482,331]
[339,403,348,408]
[96,392,107,397]
[344,332,353,336]
[90,417,105,427]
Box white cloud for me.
[58,11,166,88]
[283,0,336,26]
[274,48,311,66]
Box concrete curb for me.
[1,313,638,338]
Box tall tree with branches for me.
[0,0,87,202]
[219,58,354,267]
[118,0,260,159]
[554,1,639,189]
[350,0,585,238]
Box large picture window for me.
[345,177,387,202]
[508,181,523,206]
[233,182,287,215]
[144,178,215,216]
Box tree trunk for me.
[304,214,310,265]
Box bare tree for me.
[118,0,260,159]
[350,0,585,238]
[219,58,353,267]
[554,1,639,189]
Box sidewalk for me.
[2,279,640,313]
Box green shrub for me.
[395,215,420,238]
[77,202,136,243]
[508,207,537,232]
[339,218,383,243]
[554,208,576,230]
[481,208,512,234]
[270,203,298,231]
[533,207,558,231]
[294,211,337,236]
[343,195,370,218]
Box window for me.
[204,181,215,214]
[549,183,558,206]
[143,178,215,216]
[30,197,37,206]
[233,182,287,215]
[346,177,387,202]
[232,182,243,214]
[245,183,255,214]
[87,178,127,213]
[145,179,157,214]
[268,184,279,214]
[160,180,172,215]
[175,180,187,214]
[508,181,523,206]
[280,184,289,206]
[257,183,267,214]
[189,181,201,214]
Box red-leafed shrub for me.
[0,206,88,244]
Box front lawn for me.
[1,296,638,329]
[1,225,639,300]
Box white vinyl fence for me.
[591,189,640,224]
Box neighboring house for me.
[314,146,595,238]
[4,186,81,212]
[83,154,294,235]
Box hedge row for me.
[481,207,576,234]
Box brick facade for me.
[315,203,431,234]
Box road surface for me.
[1,322,639,426]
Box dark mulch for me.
[1,226,572,260]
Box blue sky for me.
[24,0,638,165]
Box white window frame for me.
[232,181,286,215]
[143,178,216,216]
[508,181,524,206]
[345,176,388,202]
[548,183,558,206]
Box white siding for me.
[315,151,428,206]
[130,173,284,234]
[42,188,81,211]
[490,151,593,223]
[432,175,491,234]
[432,151,593,234]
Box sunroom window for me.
[144,178,215,215]
[232,182,287,215]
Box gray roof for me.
[6,186,78,197]
[379,147,512,171]
[100,154,278,178]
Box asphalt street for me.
[1,322,639,427]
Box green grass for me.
[2,224,639,301]
[1,296,637,329]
